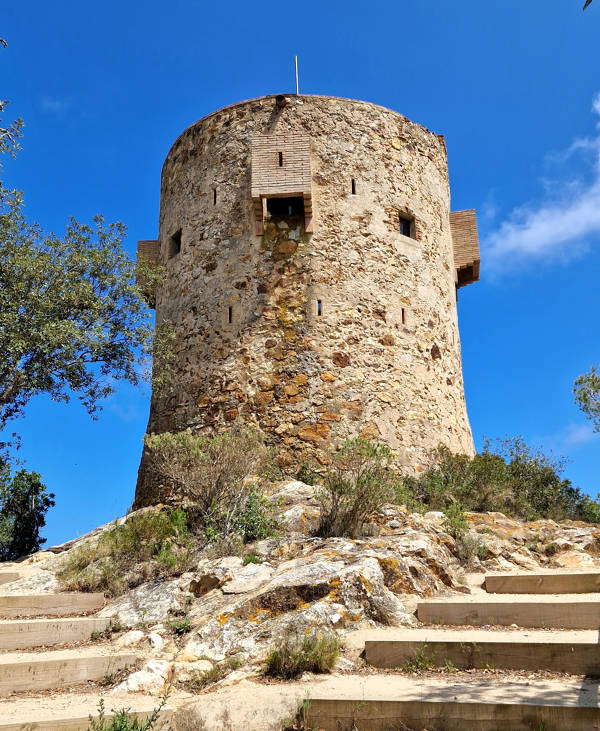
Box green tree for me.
[574,366,600,432]
[584,0,593,9]
[0,467,55,559]
[0,75,154,435]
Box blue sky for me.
[2,0,599,546]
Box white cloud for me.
[484,93,600,273]
[40,96,69,114]
[543,422,600,452]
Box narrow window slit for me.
[351,178,356,195]
[169,229,182,259]
[278,151,283,167]
[213,189,217,205]
[399,215,413,238]
[228,306,233,324]
[401,308,406,326]
[317,300,323,317]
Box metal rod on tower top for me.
[295,55,299,95]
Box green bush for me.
[58,508,194,597]
[144,428,277,542]
[403,438,600,523]
[0,466,55,560]
[264,629,340,679]
[316,439,399,538]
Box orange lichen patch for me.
[376,556,415,594]
[359,574,372,593]
[328,577,341,602]
[217,612,232,626]
[248,608,272,623]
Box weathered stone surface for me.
[116,630,146,648]
[134,94,476,508]
[113,659,173,694]
[0,570,58,595]
[270,480,316,506]
[99,580,184,627]
[553,549,597,568]
[222,563,274,594]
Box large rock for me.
[222,563,274,594]
[113,659,173,694]
[182,556,412,662]
[99,580,184,627]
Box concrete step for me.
[302,674,600,731]
[0,648,137,695]
[417,594,600,629]
[485,571,600,595]
[0,692,170,730]
[0,617,112,650]
[364,628,600,674]
[0,593,104,618]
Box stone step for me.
[417,594,600,629]
[0,692,170,730]
[302,675,600,731]
[364,628,600,674]
[0,593,104,618]
[0,617,112,651]
[0,648,137,695]
[485,571,600,595]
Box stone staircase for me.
[0,570,170,730]
[305,570,600,731]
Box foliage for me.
[243,553,261,565]
[403,438,600,523]
[183,658,241,692]
[0,207,153,431]
[0,48,159,440]
[401,644,435,673]
[144,428,276,541]
[584,0,593,8]
[57,508,194,596]
[0,466,55,559]
[316,439,399,538]
[574,365,600,432]
[296,462,320,486]
[441,503,468,538]
[167,615,191,635]
[264,629,340,679]
[88,696,168,730]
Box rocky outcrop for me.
[6,479,600,695]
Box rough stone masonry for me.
[134,93,480,507]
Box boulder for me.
[222,563,274,594]
[113,659,173,694]
[99,580,184,627]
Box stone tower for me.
[134,94,480,507]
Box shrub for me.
[183,658,241,692]
[143,428,276,541]
[264,629,340,679]
[0,467,55,560]
[316,439,399,538]
[442,503,469,538]
[88,697,168,730]
[58,508,194,597]
[403,438,600,523]
[243,553,261,565]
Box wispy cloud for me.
[40,96,70,114]
[484,93,600,274]
[544,422,600,452]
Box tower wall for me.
[135,94,475,507]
